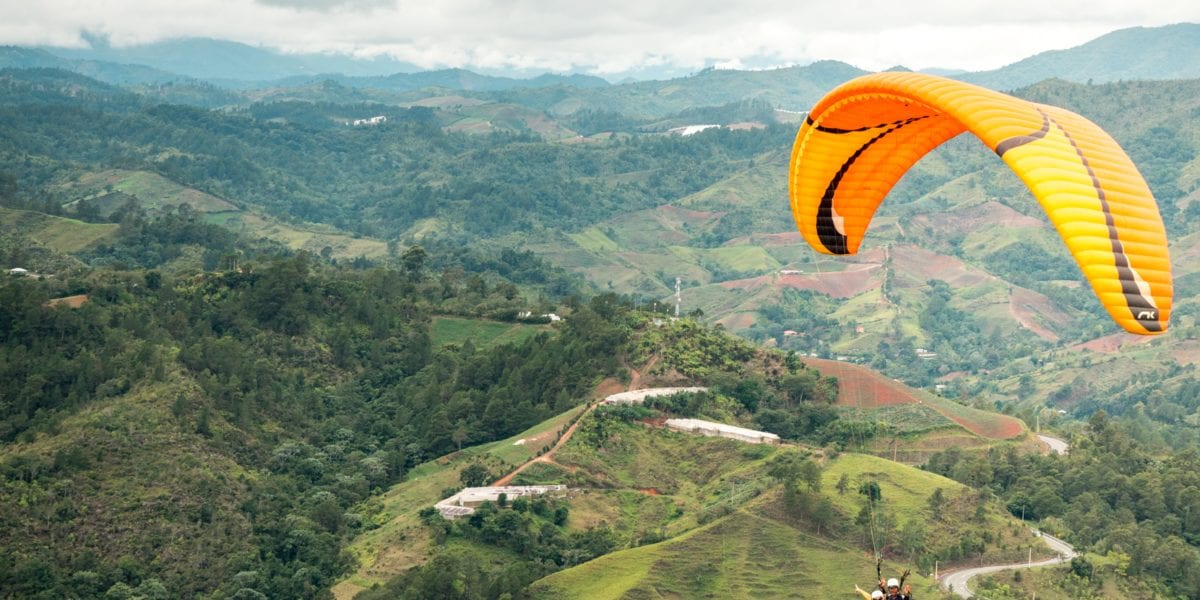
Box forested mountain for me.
[0,46,185,86]
[960,23,1200,90]
[4,65,1200,413]
[927,413,1200,599]
[0,240,626,598]
[39,37,420,82]
[27,23,1200,96]
[5,26,1200,597]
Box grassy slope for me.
[0,206,119,253]
[50,168,390,261]
[334,353,1044,599]
[529,507,914,600]
[529,450,1040,599]
[428,316,549,350]
[802,357,1027,445]
[58,169,239,214]
[331,404,588,599]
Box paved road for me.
[941,531,1076,598]
[1037,433,1069,455]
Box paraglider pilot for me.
[879,570,911,600]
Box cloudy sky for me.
[3,0,1198,76]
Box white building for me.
[434,485,567,519]
[352,115,387,126]
[668,124,720,136]
[665,418,780,445]
[8,268,28,276]
[602,387,708,405]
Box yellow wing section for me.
[788,72,1172,335]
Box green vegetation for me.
[926,412,1200,598]
[0,246,628,598]
[527,442,1032,599]
[429,317,547,350]
[5,54,1200,600]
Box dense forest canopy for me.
[3,62,1200,599]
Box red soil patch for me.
[717,312,757,331]
[889,245,993,289]
[593,377,626,399]
[803,357,1024,440]
[44,294,89,309]
[777,265,882,298]
[940,411,1024,440]
[1008,287,1066,342]
[638,487,662,496]
[725,121,766,131]
[1070,332,1155,354]
[802,358,921,408]
[638,416,669,427]
[719,265,882,299]
[1171,340,1200,366]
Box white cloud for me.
[1,0,1198,74]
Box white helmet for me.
[887,578,900,588]
[872,591,885,599]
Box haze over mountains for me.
[3,22,1200,93]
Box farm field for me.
[429,316,550,349]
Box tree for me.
[898,519,927,559]
[859,480,881,503]
[459,463,491,487]
[402,245,427,280]
[451,423,469,451]
[1070,556,1094,579]
[928,488,946,516]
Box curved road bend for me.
[941,531,1075,598]
[942,434,1073,598]
[1037,433,1069,455]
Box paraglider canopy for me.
[788,72,1172,335]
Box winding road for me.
[941,433,1074,598]
[941,531,1076,598]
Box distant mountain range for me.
[959,23,1200,90]
[1,23,1198,96]
[40,36,420,82]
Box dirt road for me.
[491,356,663,487]
[1037,433,1069,455]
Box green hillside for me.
[961,23,1200,90]
[7,51,1200,599]
[350,379,1047,599]
[334,405,588,598]
[0,206,117,254]
[0,249,628,599]
[524,438,1036,600]
[472,61,868,119]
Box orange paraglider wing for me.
[788,72,1171,335]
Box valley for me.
[4,21,1200,600]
